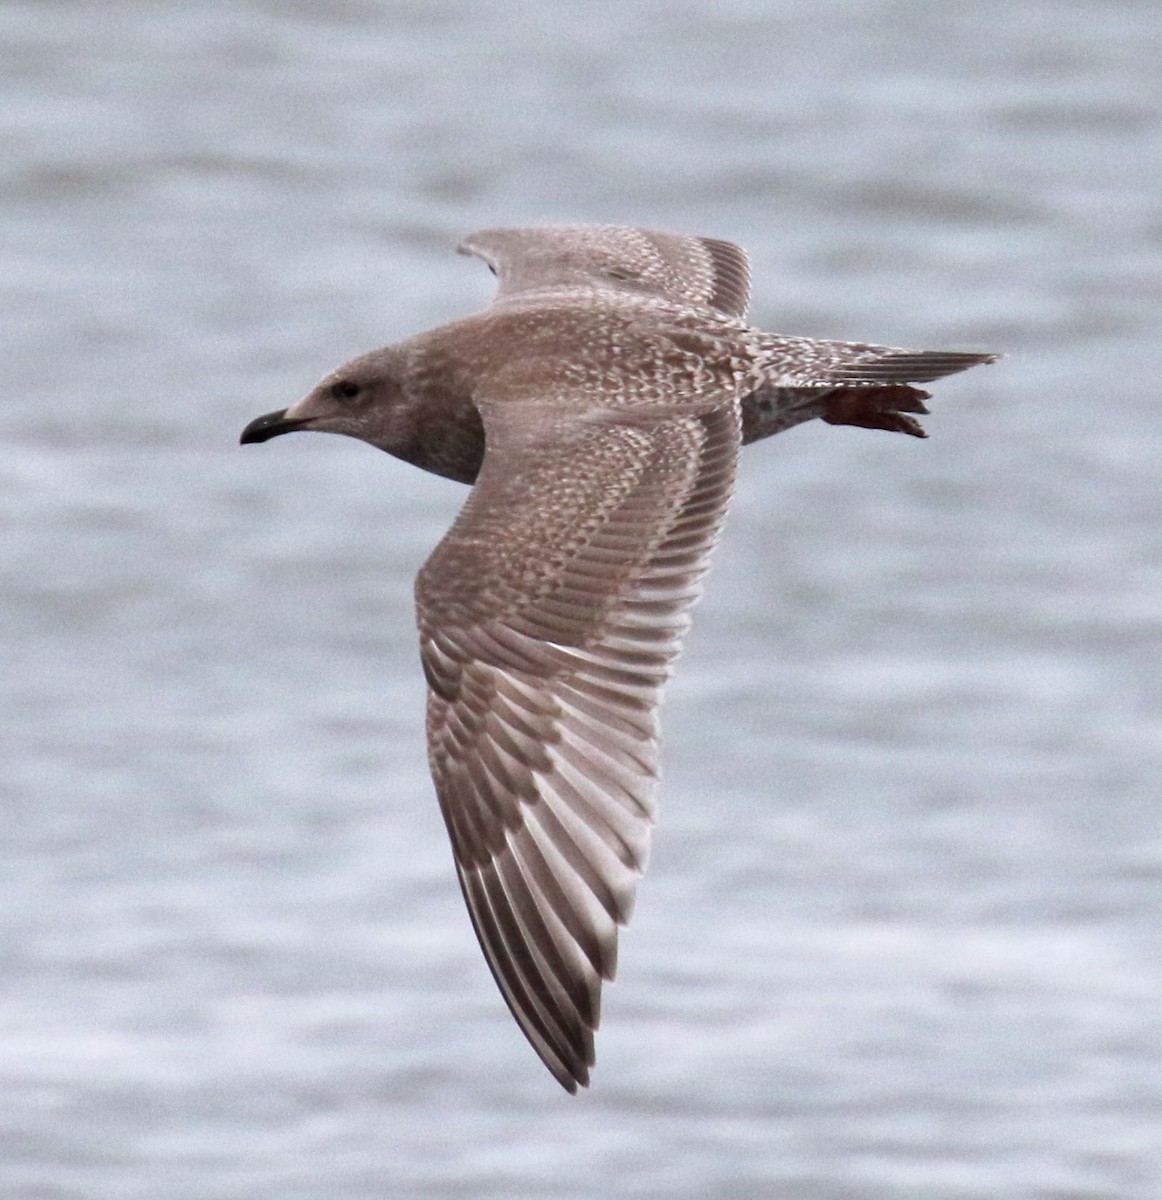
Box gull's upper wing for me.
[459,225,751,317]
[415,397,740,1091]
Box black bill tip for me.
[239,409,313,445]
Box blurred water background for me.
[3,1,1162,1196]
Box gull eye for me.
[331,379,360,401]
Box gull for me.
[241,224,996,1092]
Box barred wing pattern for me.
[460,225,751,317]
[416,403,740,1091]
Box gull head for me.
[240,346,409,452]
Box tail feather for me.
[821,349,998,385]
[752,334,998,388]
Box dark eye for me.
[331,379,360,401]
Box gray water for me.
[4,1,1162,1196]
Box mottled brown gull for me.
[240,224,996,1092]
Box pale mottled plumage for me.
[241,224,996,1091]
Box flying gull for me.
[241,224,996,1092]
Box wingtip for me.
[545,1049,590,1095]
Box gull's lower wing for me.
[415,399,740,1090]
